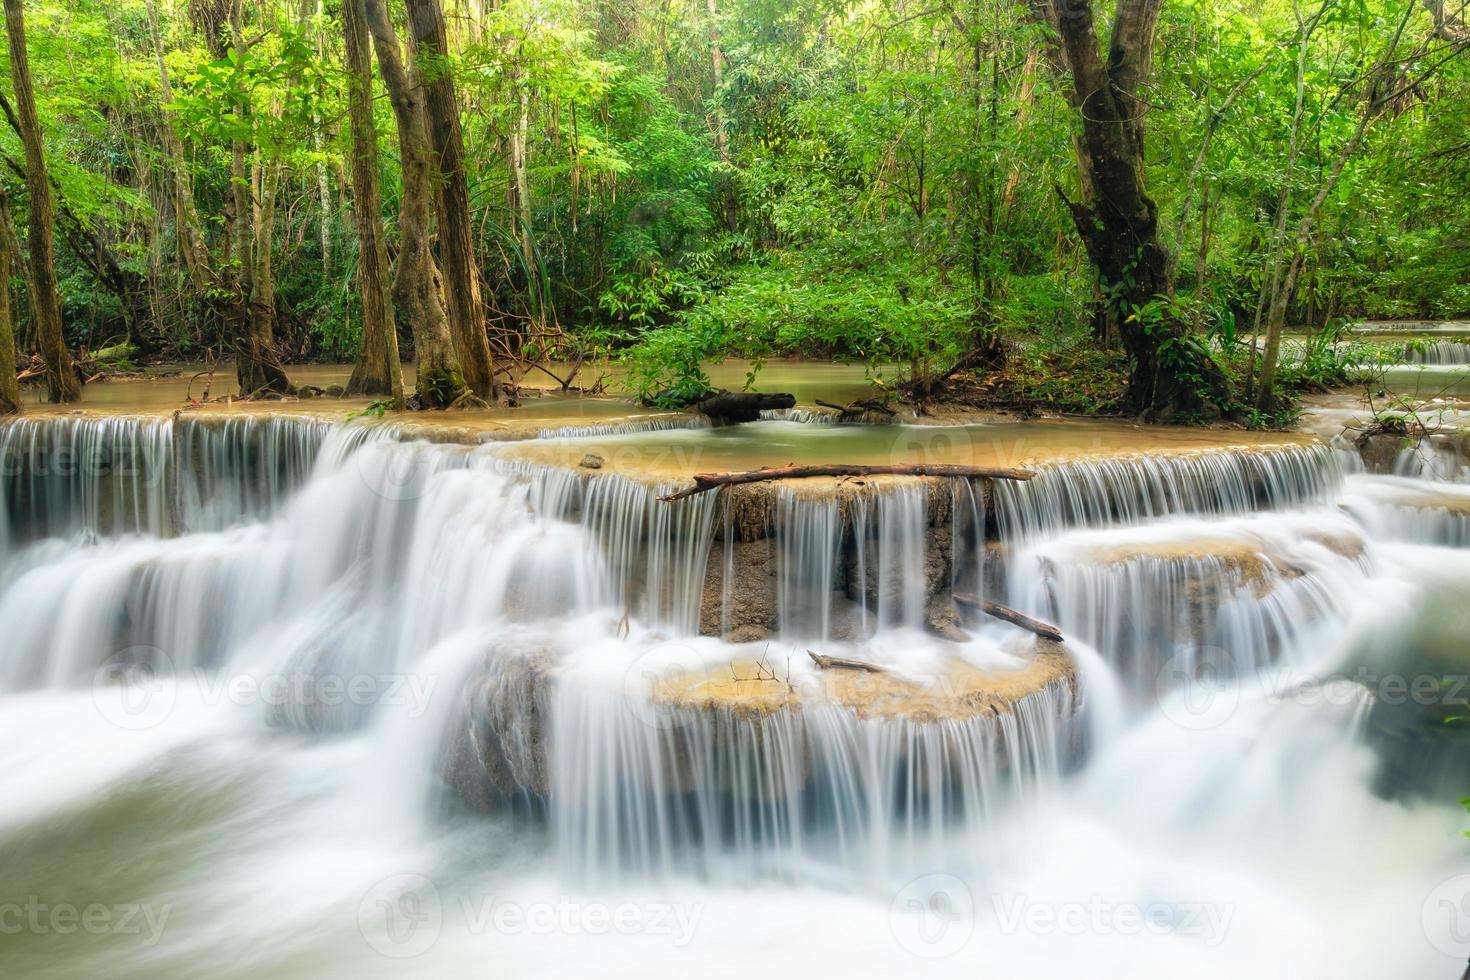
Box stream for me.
[2,391,1470,978]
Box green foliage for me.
[0,0,1462,411]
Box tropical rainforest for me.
[0,0,1465,421]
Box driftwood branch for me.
[659,463,1035,501]
[952,593,1065,642]
[816,398,897,418]
[808,650,887,673]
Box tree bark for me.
[659,463,1036,501]
[510,80,539,319]
[404,0,498,401]
[228,0,292,397]
[145,0,210,295]
[309,0,334,277]
[952,593,1065,641]
[0,187,20,414]
[1047,0,1230,417]
[1253,0,1416,410]
[363,0,464,406]
[3,0,79,402]
[705,0,738,232]
[342,0,404,402]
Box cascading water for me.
[1404,340,1470,365]
[3,412,1469,979]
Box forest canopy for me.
[0,0,1465,419]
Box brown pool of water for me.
[16,362,692,436]
[17,357,884,431]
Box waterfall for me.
[992,442,1343,542]
[549,657,1075,881]
[0,416,174,541]
[6,410,1470,978]
[0,414,336,544]
[1006,510,1367,704]
[1403,340,1470,364]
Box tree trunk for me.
[3,0,79,402]
[363,0,465,407]
[1253,0,1414,410]
[241,156,292,395]
[342,0,404,403]
[146,0,210,295]
[404,0,498,401]
[510,79,538,318]
[0,188,19,414]
[310,0,333,278]
[705,0,738,232]
[1047,0,1229,418]
[228,0,291,397]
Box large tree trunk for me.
[404,0,498,401]
[0,188,19,414]
[228,0,291,397]
[145,0,209,295]
[705,0,738,232]
[310,0,334,278]
[243,156,293,395]
[1253,1,1415,410]
[342,0,404,402]
[1048,0,1229,417]
[3,0,79,403]
[363,0,465,407]
[510,79,539,319]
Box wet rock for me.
[442,640,556,809]
[925,595,970,642]
[1355,432,1407,473]
[699,538,778,638]
[579,453,604,470]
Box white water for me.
[2,416,1469,979]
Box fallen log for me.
[952,593,1064,642]
[659,463,1036,501]
[808,650,887,673]
[816,398,897,418]
[695,390,796,423]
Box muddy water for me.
[18,359,893,446]
[26,358,885,416]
